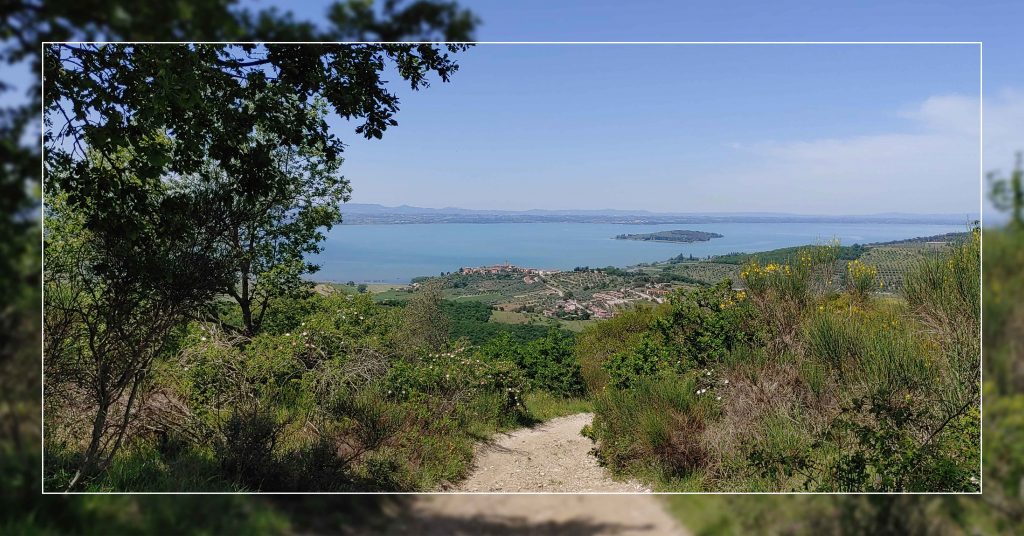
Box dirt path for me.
[379,495,689,535]
[348,414,688,535]
[453,412,647,492]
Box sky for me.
[14,1,1024,218]
[251,0,1018,217]
[325,44,981,215]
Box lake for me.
[310,222,968,283]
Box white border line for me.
[978,41,985,496]
[39,40,985,496]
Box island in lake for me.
[614,229,724,243]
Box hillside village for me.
[399,262,678,322]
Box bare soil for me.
[380,495,689,535]
[346,413,687,536]
[453,412,647,493]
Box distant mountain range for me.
[339,203,978,226]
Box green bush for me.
[804,309,860,375]
[845,259,880,300]
[592,374,717,480]
[854,313,933,397]
[523,329,585,397]
[575,304,659,392]
[383,345,528,418]
[586,235,979,493]
[656,280,754,368]
[475,330,585,397]
[216,407,285,490]
[603,335,679,389]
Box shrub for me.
[656,281,754,368]
[575,304,659,392]
[522,329,586,397]
[592,374,717,478]
[845,259,880,301]
[383,345,528,418]
[216,407,284,490]
[275,437,352,491]
[903,228,980,411]
[804,309,860,376]
[741,244,840,351]
[474,329,586,397]
[747,411,814,490]
[854,313,933,397]
[603,335,679,389]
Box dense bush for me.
[575,305,661,392]
[46,288,558,492]
[521,329,586,397]
[477,330,585,397]
[587,240,980,492]
[383,344,529,420]
[592,374,718,482]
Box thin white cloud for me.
[901,94,980,137]
[695,94,982,215]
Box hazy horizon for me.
[340,201,979,218]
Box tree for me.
[44,188,218,489]
[399,280,450,354]
[989,152,1024,229]
[41,16,476,490]
[191,104,351,336]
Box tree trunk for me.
[67,395,109,491]
[240,269,253,336]
[240,296,253,336]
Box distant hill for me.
[339,203,977,226]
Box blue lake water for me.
[310,222,967,283]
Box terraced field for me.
[858,242,952,290]
[638,262,739,286]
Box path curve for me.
[453,412,647,493]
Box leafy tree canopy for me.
[44,40,470,303]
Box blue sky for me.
[326,43,980,214]
[253,0,1012,216]
[18,1,1024,217]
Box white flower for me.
[302,331,308,336]
[716,396,722,401]
[723,379,729,385]
[284,332,290,336]
[200,336,207,342]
